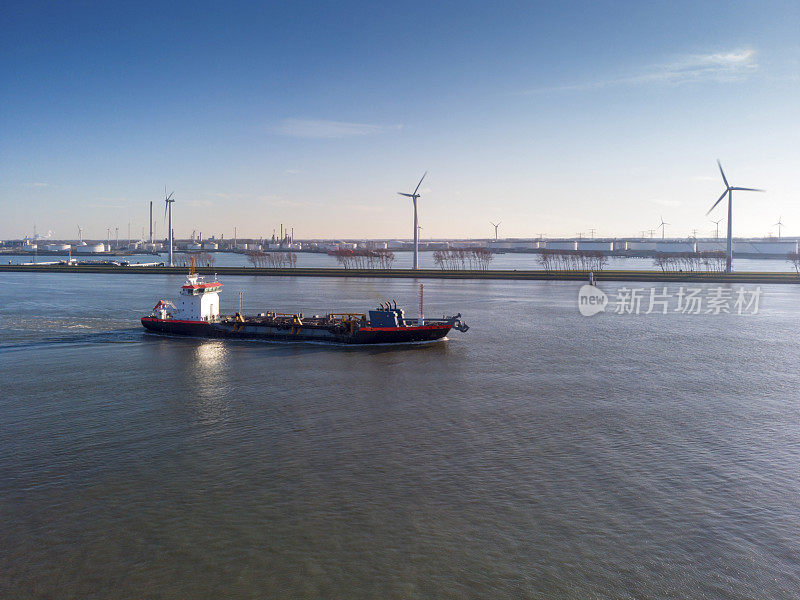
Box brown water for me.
[2,272,799,599]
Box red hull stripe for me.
[360,325,449,332]
[181,283,222,289]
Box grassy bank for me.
[2,263,800,284]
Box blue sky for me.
[1,1,798,240]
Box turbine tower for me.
[774,216,785,238]
[77,225,82,243]
[490,221,501,240]
[149,201,153,244]
[658,216,669,240]
[398,171,427,270]
[706,160,764,273]
[711,218,723,238]
[164,189,175,267]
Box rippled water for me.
[2,272,799,599]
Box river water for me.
[2,271,799,599]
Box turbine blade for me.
[706,189,728,216]
[398,192,414,197]
[717,159,729,188]
[413,171,427,196]
[730,187,765,192]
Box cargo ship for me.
[141,272,469,344]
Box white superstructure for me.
[153,272,222,322]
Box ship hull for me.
[141,317,452,345]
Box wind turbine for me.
[711,218,723,238]
[77,225,83,243]
[706,160,764,273]
[398,171,426,270]
[490,221,501,240]
[774,216,785,238]
[658,216,669,240]
[164,188,175,267]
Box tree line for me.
[247,251,298,268]
[536,250,608,272]
[653,252,727,273]
[330,249,396,269]
[432,248,493,270]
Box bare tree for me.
[788,252,800,275]
[247,250,267,268]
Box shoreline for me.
[2,264,799,284]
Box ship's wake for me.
[0,329,144,354]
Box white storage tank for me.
[738,241,798,255]
[75,243,106,253]
[545,241,578,251]
[488,241,514,250]
[696,241,727,252]
[508,241,539,250]
[576,241,613,252]
[44,243,71,252]
[653,241,697,253]
[626,242,661,252]
[202,241,218,250]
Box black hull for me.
[141,317,451,345]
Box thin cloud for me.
[526,48,758,93]
[271,118,402,139]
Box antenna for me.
[419,283,424,325]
